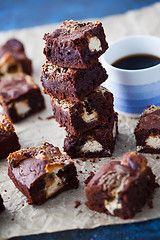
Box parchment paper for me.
[0,2,160,239]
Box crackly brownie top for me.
[43,20,102,41]
[87,152,148,191]
[136,105,160,130]
[0,73,38,101]
[0,113,15,136]
[8,142,72,167]
[0,39,24,58]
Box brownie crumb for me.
[79,170,83,174]
[74,201,81,208]
[38,116,43,120]
[147,199,153,208]
[46,115,55,120]
[76,160,80,164]
[82,157,86,162]
[156,156,160,159]
[84,172,95,185]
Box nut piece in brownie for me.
[135,105,160,153]
[41,60,108,102]
[0,39,32,77]
[8,142,79,205]
[50,86,114,136]
[85,152,157,219]
[43,20,108,69]
[0,73,45,123]
[0,114,20,159]
[0,193,5,213]
[64,112,118,158]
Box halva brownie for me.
[0,73,45,123]
[0,193,5,213]
[135,105,160,153]
[64,112,118,158]
[50,86,114,136]
[0,39,32,77]
[85,152,157,219]
[43,20,108,69]
[41,60,108,102]
[0,114,20,159]
[8,142,79,205]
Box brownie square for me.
[41,60,108,102]
[134,105,160,153]
[0,39,32,77]
[85,152,157,219]
[64,112,118,158]
[50,86,114,136]
[0,194,5,213]
[0,73,45,123]
[43,20,108,69]
[0,114,20,159]
[8,142,79,205]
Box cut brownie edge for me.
[0,73,45,123]
[40,60,108,102]
[51,86,114,136]
[135,105,160,154]
[8,142,79,205]
[64,112,118,158]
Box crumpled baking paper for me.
[0,2,160,239]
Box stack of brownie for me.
[41,20,118,158]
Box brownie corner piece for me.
[134,105,160,153]
[8,142,79,205]
[0,194,5,213]
[0,113,20,159]
[43,20,108,68]
[0,38,32,77]
[85,152,157,219]
[0,73,45,123]
[64,112,118,158]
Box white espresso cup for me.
[101,35,160,117]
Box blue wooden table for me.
[1,1,160,239]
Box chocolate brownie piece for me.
[0,39,32,77]
[64,112,118,158]
[0,114,20,159]
[0,194,5,213]
[50,86,114,136]
[41,60,108,102]
[0,73,45,123]
[43,20,108,69]
[135,105,160,153]
[85,152,157,219]
[8,142,79,205]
